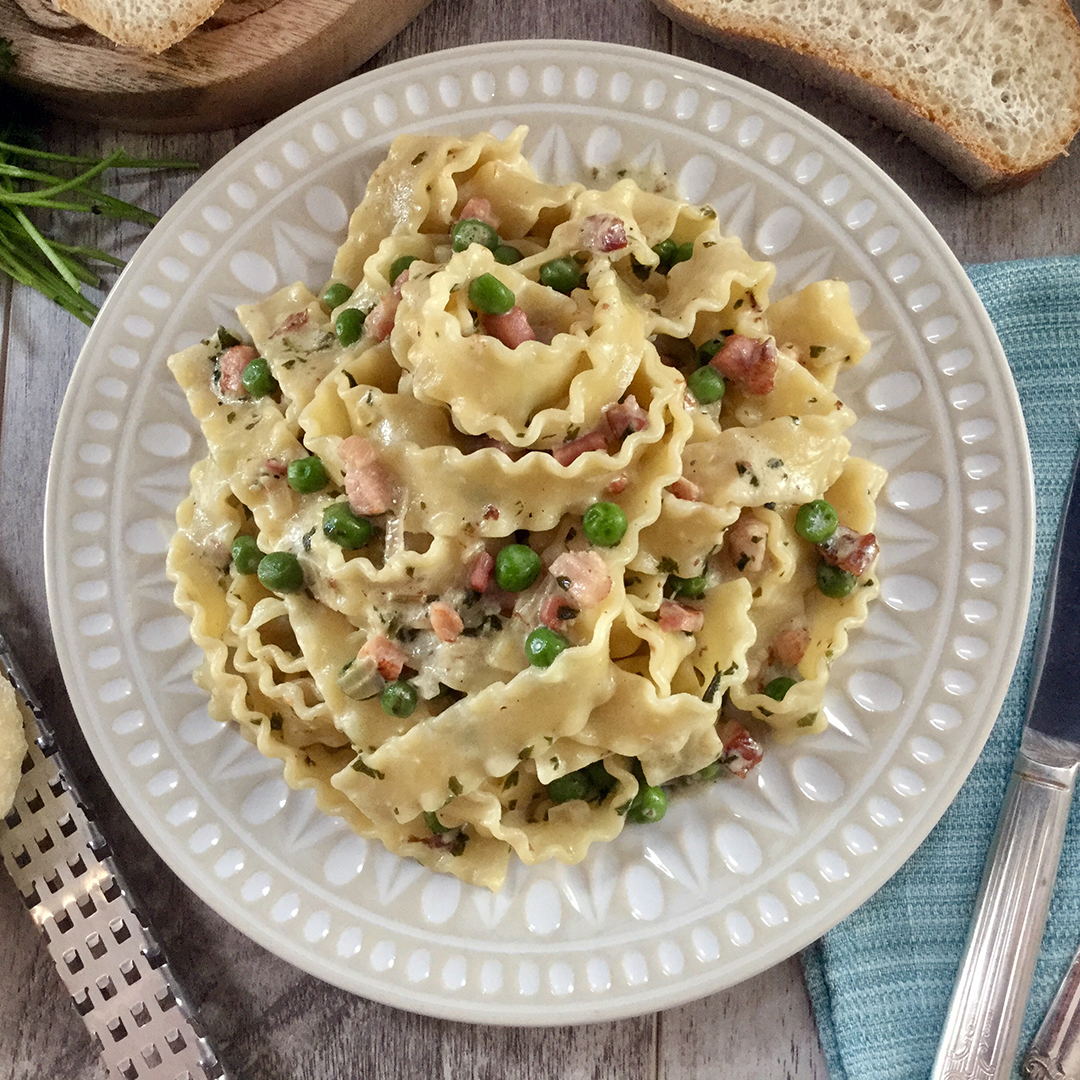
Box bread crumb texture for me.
[56,0,227,52]
[662,0,1080,180]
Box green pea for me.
[582,501,628,547]
[547,771,590,804]
[257,551,304,593]
[764,676,797,701]
[389,254,417,284]
[538,256,583,294]
[692,761,722,782]
[381,680,418,718]
[668,574,707,600]
[525,626,569,668]
[286,456,328,493]
[322,282,353,310]
[627,784,667,824]
[795,500,839,544]
[322,503,373,549]
[494,543,541,591]
[493,244,523,265]
[673,240,694,265]
[335,307,366,346]
[584,759,617,796]
[469,273,515,316]
[240,356,277,398]
[687,365,726,404]
[652,237,678,270]
[231,534,263,575]
[452,218,500,252]
[695,336,730,365]
[817,560,857,598]
[423,810,453,834]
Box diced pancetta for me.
[552,430,607,465]
[458,196,499,229]
[709,334,777,395]
[818,524,879,577]
[481,306,537,348]
[265,458,287,478]
[218,344,258,397]
[550,551,612,608]
[359,635,408,681]
[580,213,628,253]
[657,599,704,633]
[429,602,464,643]
[540,594,578,632]
[469,552,495,592]
[366,274,408,342]
[669,477,702,502]
[606,474,628,495]
[601,395,649,440]
[340,435,392,515]
[718,720,763,778]
[771,624,810,666]
[727,510,769,573]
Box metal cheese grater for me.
[0,628,229,1080]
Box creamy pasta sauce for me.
[167,128,885,889]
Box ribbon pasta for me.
[167,128,886,890]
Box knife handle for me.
[932,728,1080,1080]
[1025,930,1080,1080]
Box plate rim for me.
[43,38,1035,1024]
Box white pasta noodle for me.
[167,127,887,891]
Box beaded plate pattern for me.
[44,41,1033,1023]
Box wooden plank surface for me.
[1,1,1076,1077]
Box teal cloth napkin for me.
[802,256,1080,1080]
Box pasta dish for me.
[167,128,885,890]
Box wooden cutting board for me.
[1,0,434,131]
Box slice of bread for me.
[55,0,227,52]
[655,0,1080,191]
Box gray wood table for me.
[2,2,1077,1077]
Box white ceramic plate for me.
[44,41,1033,1024]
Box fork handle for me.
[931,728,1079,1080]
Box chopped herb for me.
[735,463,748,476]
[269,712,283,731]
[657,556,679,575]
[809,345,826,359]
[344,371,358,388]
[736,552,750,572]
[351,756,385,779]
[448,776,463,796]
[764,502,776,510]
[301,527,316,552]
[449,832,468,857]
[412,151,427,165]
[797,713,818,728]
[518,746,534,760]
[226,411,236,423]
[555,575,572,590]
[556,605,578,621]
[733,298,744,309]
[503,770,520,789]
[703,670,725,703]
[767,458,783,468]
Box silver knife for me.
[931,443,1080,1080]
[0,629,230,1080]
[1025,932,1080,1079]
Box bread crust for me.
[55,0,227,52]
[655,0,1080,191]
